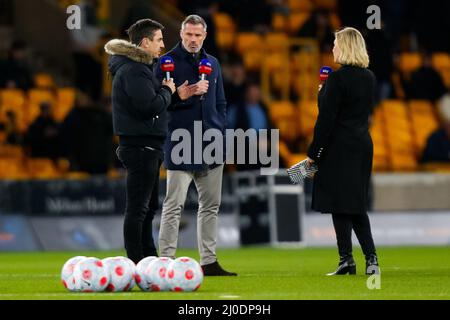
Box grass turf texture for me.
[0,247,449,300]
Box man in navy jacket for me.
[155,15,236,276]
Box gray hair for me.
[181,15,207,31]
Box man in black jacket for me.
[104,19,182,263]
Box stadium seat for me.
[389,154,418,171]
[34,73,55,88]
[298,101,318,138]
[264,32,290,53]
[0,158,27,179]
[55,87,76,121]
[0,145,24,158]
[431,52,450,87]
[289,12,310,33]
[398,53,422,77]
[242,51,265,71]
[216,32,235,51]
[0,89,27,132]
[320,53,341,71]
[236,33,263,54]
[409,101,438,155]
[0,89,26,110]
[268,101,296,122]
[214,12,236,50]
[213,12,236,31]
[288,0,313,12]
[329,12,342,30]
[26,158,60,179]
[272,13,288,32]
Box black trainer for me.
[201,261,237,276]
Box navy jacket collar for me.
[174,42,208,61]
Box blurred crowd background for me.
[0,0,449,179]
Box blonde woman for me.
[306,27,380,275]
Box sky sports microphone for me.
[160,56,175,81]
[319,66,333,82]
[199,58,212,100]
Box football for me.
[166,257,203,292]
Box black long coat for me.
[307,65,376,215]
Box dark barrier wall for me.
[0,176,236,216]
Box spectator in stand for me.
[407,52,447,102]
[221,0,272,33]
[61,91,113,174]
[68,0,105,101]
[25,102,61,160]
[4,111,23,145]
[297,9,335,53]
[223,56,247,108]
[227,82,274,171]
[0,40,34,90]
[421,95,450,163]
[365,26,394,104]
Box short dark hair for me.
[182,15,207,31]
[126,19,164,45]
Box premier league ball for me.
[135,256,158,291]
[145,257,173,292]
[103,257,135,292]
[167,257,203,292]
[73,257,110,292]
[61,256,86,291]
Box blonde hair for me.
[335,27,370,68]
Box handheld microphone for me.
[161,56,175,81]
[198,59,212,100]
[319,66,333,82]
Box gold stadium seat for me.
[34,73,55,88]
[272,13,288,32]
[0,158,27,179]
[329,12,342,30]
[214,12,236,50]
[389,154,418,171]
[288,0,313,12]
[55,87,76,121]
[236,33,263,54]
[213,12,236,31]
[320,53,340,71]
[298,101,318,138]
[0,89,26,109]
[216,32,235,51]
[268,101,296,122]
[264,32,290,53]
[26,158,61,179]
[242,51,265,71]
[431,52,450,87]
[398,53,422,77]
[289,12,310,33]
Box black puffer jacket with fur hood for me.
[105,39,172,150]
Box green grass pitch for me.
[1,247,449,300]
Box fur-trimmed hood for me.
[104,39,155,65]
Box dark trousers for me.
[117,146,162,263]
[331,213,376,259]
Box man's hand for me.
[177,80,197,100]
[306,157,315,166]
[193,80,209,96]
[162,78,176,94]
